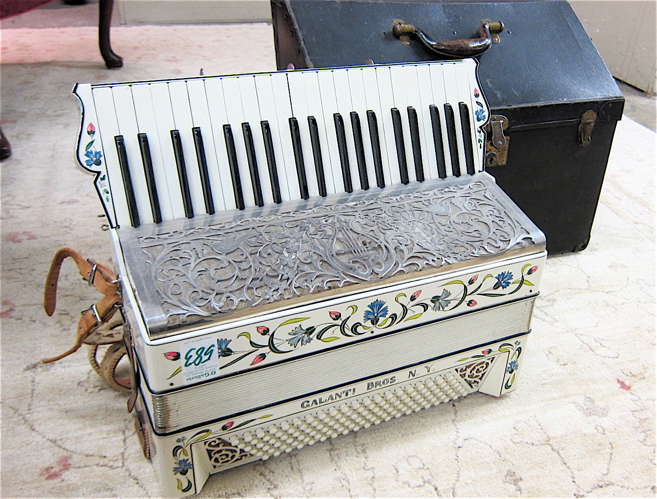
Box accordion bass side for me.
[73,59,546,496]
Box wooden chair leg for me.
[99,0,122,68]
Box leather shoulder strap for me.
[44,248,118,316]
[43,248,122,364]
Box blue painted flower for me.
[287,325,316,348]
[475,108,486,122]
[217,338,233,357]
[363,300,388,325]
[494,271,513,290]
[506,360,519,374]
[85,150,103,167]
[430,289,452,311]
[173,458,193,476]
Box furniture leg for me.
[99,0,122,68]
[0,127,11,161]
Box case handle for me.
[392,19,504,58]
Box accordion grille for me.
[206,370,473,467]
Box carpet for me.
[1,24,655,497]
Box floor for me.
[1,3,655,499]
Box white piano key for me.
[269,72,299,202]
[131,83,175,220]
[316,70,347,194]
[302,71,337,196]
[254,73,292,203]
[414,65,439,180]
[362,66,392,187]
[398,64,430,182]
[91,86,131,227]
[389,64,421,183]
[186,78,226,212]
[221,76,256,208]
[287,71,319,199]
[111,85,154,225]
[346,67,377,190]
[372,66,401,186]
[168,80,206,216]
[414,64,439,180]
[238,75,271,206]
[428,63,454,177]
[204,77,241,211]
[442,62,468,176]
[332,69,360,192]
[149,82,187,218]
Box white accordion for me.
[73,59,546,496]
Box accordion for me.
[73,59,546,496]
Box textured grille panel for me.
[205,370,472,466]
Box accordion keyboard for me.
[74,60,488,228]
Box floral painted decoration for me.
[363,300,389,325]
[161,263,537,378]
[458,340,523,390]
[82,122,111,203]
[84,123,102,167]
[171,415,273,489]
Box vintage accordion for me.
[73,59,546,496]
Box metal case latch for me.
[484,115,510,167]
[578,110,598,147]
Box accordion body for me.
[73,59,546,496]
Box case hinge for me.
[484,115,510,167]
[578,110,598,147]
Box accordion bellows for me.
[74,59,546,496]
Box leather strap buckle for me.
[87,261,98,287]
[43,248,123,364]
[86,303,103,323]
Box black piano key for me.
[114,135,140,228]
[289,117,309,200]
[350,111,369,190]
[407,106,424,182]
[223,124,245,210]
[458,102,476,175]
[308,116,327,197]
[137,133,161,224]
[192,127,215,215]
[366,110,385,188]
[429,104,447,179]
[261,120,282,204]
[444,103,461,177]
[391,108,409,185]
[170,130,194,218]
[333,113,353,193]
[241,123,264,207]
